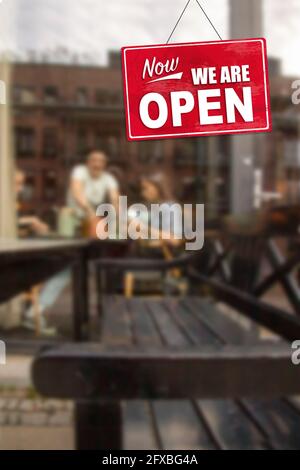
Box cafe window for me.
[44,86,59,105]
[15,127,36,157]
[42,128,58,158]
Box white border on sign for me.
[123,39,271,140]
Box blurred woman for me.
[124,173,184,297]
[137,173,183,248]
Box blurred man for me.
[69,150,119,221]
[23,151,121,334]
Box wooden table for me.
[33,295,300,449]
[0,238,129,343]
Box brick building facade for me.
[12,55,206,223]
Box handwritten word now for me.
[143,57,180,81]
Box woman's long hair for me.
[141,173,175,202]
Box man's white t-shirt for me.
[68,165,118,216]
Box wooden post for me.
[0,60,21,329]
[75,401,122,450]
[0,62,16,240]
[72,251,89,341]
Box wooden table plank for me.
[146,301,191,348]
[241,399,300,450]
[185,297,264,345]
[101,296,133,346]
[127,298,163,348]
[0,239,87,260]
[123,401,160,450]
[163,298,222,346]
[196,400,267,450]
[153,400,216,450]
[32,343,300,399]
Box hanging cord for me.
[166,0,192,44]
[195,0,223,40]
[166,0,223,44]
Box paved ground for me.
[0,386,74,449]
[0,355,74,449]
[0,427,73,450]
[0,355,31,387]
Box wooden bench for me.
[31,218,300,449]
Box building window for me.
[108,51,122,69]
[216,136,231,165]
[76,88,88,106]
[18,171,36,203]
[13,86,36,105]
[94,133,105,151]
[107,136,119,159]
[95,89,108,106]
[94,134,120,159]
[43,170,58,201]
[43,128,58,158]
[44,86,59,105]
[110,91,121,105]
[15,127,36,157]
[95,89,121,106]
[77,130,88,155]
[25,173,36,202]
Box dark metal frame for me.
[204,235,300,315]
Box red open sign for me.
[121,38,272,141]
